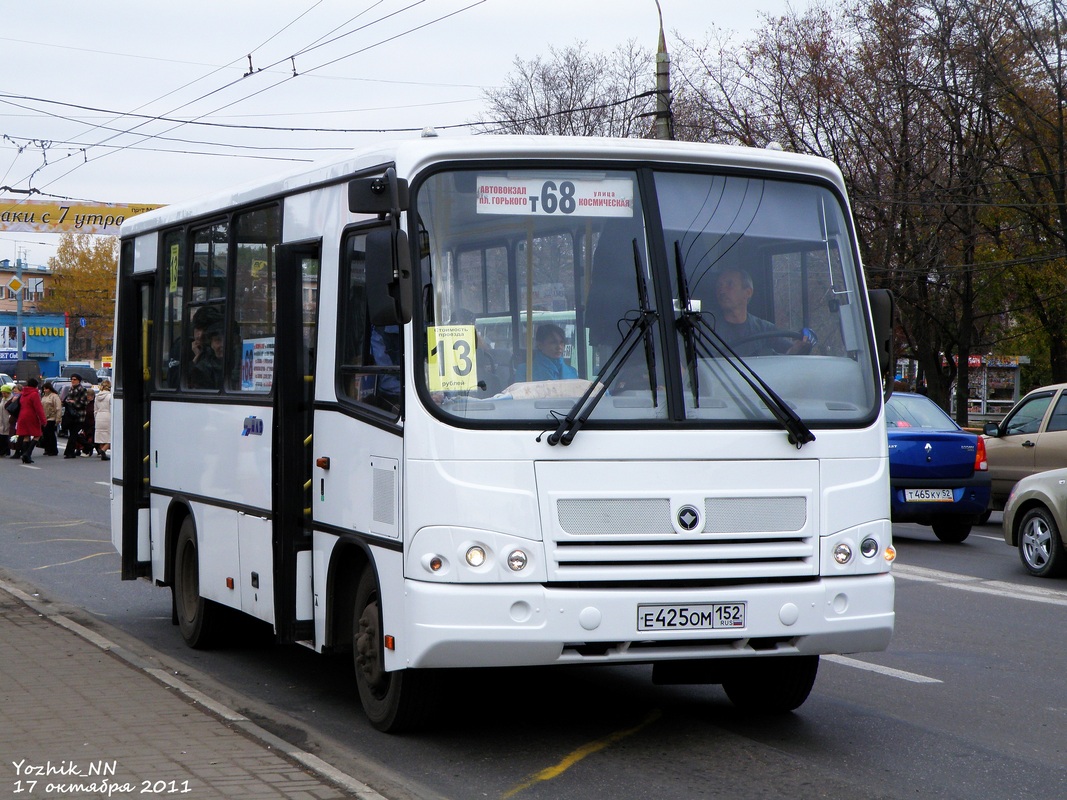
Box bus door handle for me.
[316,456,331,469]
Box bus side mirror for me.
[366,228,413,326]
[349,171,409,215]
[868,288,894,383]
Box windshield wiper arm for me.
[547,239,658,446]
[674,240,700,404]
[675,306,816,449]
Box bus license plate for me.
[904,488,954,502]
[637,603,746,631]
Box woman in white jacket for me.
[94,379,112,461]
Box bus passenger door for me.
[115,261,153,580]
[273,240,320,643]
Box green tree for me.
[38,233,118,361]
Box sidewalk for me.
[0,580,387,800]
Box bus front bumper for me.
[389,573,894,670]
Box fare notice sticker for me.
[476,176,634,217]
[428,325,479,392]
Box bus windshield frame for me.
[412,162,879,432]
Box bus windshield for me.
[415,165,878,428]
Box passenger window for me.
[338,230,401,416]
[232,206,282,392]
[161,230,185,389]
[1005,394,1052,435]
[183,222,229,391]
[1045,394,1067,433]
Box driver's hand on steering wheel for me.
[787,327,817,355]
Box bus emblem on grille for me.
[677,505,701,531]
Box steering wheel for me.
[729,330,805,348]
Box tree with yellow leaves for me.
[37,233,118,361]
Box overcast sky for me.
[1,0,791,265]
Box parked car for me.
[1002,466,1067,577]
[886,392,990,542]
[0,373,12,386]
[983,382,1067,511]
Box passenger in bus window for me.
[515,324,577,382]
[187,307,224,389]
[189,324,224,389]
[712,267,814,357]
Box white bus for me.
[112,135,896,732]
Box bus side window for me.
[338,230,402,416]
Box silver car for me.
[1002,466,1067,578]
[984,382,1067,510]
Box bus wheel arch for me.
[325,541,371,653]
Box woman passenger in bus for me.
[514,323,578,382]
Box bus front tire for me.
[173,517,222,649]
[722,655,819,713]
[353,566,432,733]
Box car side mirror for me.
[983,422,999,437]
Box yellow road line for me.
[31,552,113,570]
[501,709,661,799]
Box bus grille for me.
[550,496,814,581]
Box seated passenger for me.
[515,323,578,382]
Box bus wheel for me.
[353,565,432,733]
[173,516,221,649]
[722,655,819,713]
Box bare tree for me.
[472,41,657,137]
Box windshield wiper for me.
[673,243,815,449]
[547,239,658,446]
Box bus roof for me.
[120,135,847,237]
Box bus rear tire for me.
[722,655,819,713]
[173,516,222,649]
[353,565,432,733]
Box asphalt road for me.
[1,457,1065,800]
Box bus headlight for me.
[833,543,853,564]
[465,546,487,567]
[860,537,880,559]
[507,549,528,571]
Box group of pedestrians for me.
[0,373,111,465]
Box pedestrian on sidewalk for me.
[94,379,112,460]
[6,382,23,458]
[81,387,96,456]
[0,383,12,457]
[62,374,89,459]
[15,377,46,464]
[40,381,62,456]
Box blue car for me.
[886,392,991,542]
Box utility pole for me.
[654,0,673,140]
[15,248,24,359]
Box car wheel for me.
[722,655,819,713]
[931,517,972,543]
[978,509,992,525]
[1018,506,1067,578]
[353,565,434,732]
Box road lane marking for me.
[893,563,1067,606]
[823,654,942,684]
[502,709,661,799]
[31,552,113,570]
